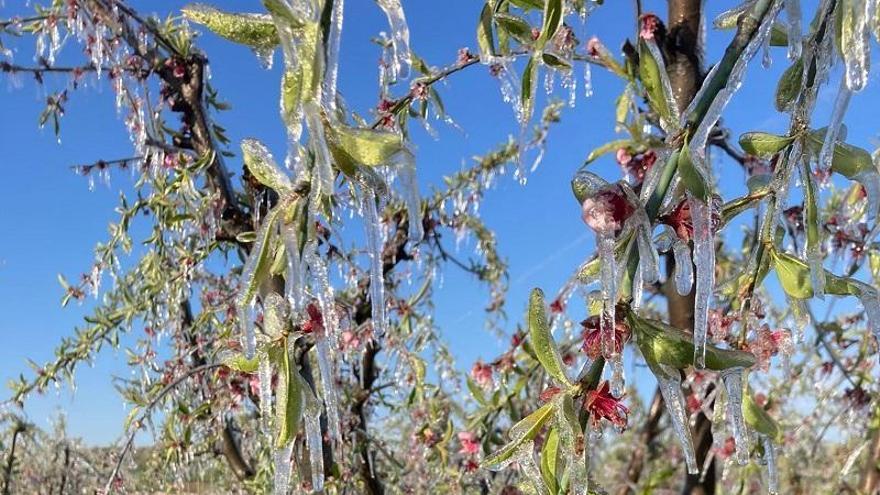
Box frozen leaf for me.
[273,341,304,448]
[677,145,710,201]
[241,139,294,195]
[536,0,563,49]
[738,132,795,157]
[721,368,750,465]
[528,288,572,386]
[483,401,557,470]
[775,57,803,112]
[224,354,260,373]
[477,2,497,60]
[521,55,539,125]
[182,4,279,51]
[494,12,533,44]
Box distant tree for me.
[2,0,880,494]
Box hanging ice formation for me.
[302,379,325,492]
[376,0,411,80]
[720,367,750,465]
[785,0,802,60]
[818,77,852,172]
[273,443,294,495]
[840,0,872,92]
[657,365,699,474]
[761,434,779,494]
[689,195,715,369]
[322,0,345,110]
[656,226,694,296]
[683,0,782,367]
[360,186,387,338]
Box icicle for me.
[690,196,715,369]
[361,187,387,338]
[597,233,617,358]
[636,222,661,285]
[785,0,802,60]
[322,0,345,110]
[762,33,772,68]
[720,367,750,465]
[672,240,694,296]
[856,170,880,223]
[397,157,424,241]
[259,357,273,432]
[313,335,343,449]
[818,76,852,172]
[304,102,335,195]
[610,357,625,398]
[857,285,880,347]
[632,264,644,310]
[841,0,872,92]
[282,223,306,313]
[761,434,779,494]
[304,397,325,492]
[376,0,411,80]
[273,443,293,495]
[243,299,258,359]
[583,63,593,98]
[657,367,699,474]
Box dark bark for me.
[2,423,24,495]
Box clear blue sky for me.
[0,0,874,445]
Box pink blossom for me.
[471,360,493,387]
[458,431,480,455]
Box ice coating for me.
[720,367,750,465]
[273,443,293,495]
[597,233,618,359]
[785,0,802,60]
[857,285,880,349]
[643,38,681,132]
[304,403,325,492]
[672,239,694,296]
[361,187,387,338]
[818,77,852,172]
[762,434,779,494]
[303,102,335,195]
[398,157,424,241]
[314,334,342,449]
[583,62,593,98]
[281,223,306,314]
[259,356,273,433]
[841,0,872,92]
[855,169,880,223]
[376,0,411,80]
[322,0,345,110]
[657,366,699,474]
[513,441,547,495]
[690,196,715,369]
[236,209,278,358]
[555,408,589,495]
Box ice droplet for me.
[672,239,694,296]
[721,367,750,465]
[360,187,387,338]
[657,366,699,474]
[376,0,411,80]
[690,196,715,369]
[818,76,852,172]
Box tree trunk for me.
[860,409,880,495]
[664,0,714,494]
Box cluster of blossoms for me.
[616,147,658,184]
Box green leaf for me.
[738,132,795,157]
[638,40,671,124]
[182,4,279,50]
[769,23,788,46]
[676,145,710,201]
[528,288,571,385]
[281,69,304,135]
[467,376,489,406]
[477,2,497,58]
[238,206,282,307]
[494,12,533,44]
[772,250,814,299]
[775,57,803,112]
[542,52,572,70]
[327,124,409,176]
[507,0,545,10]
[804,129,873,179]
[224,354,260,373]
[536,0,563,49]
[540,428,560,493]
[630,313,757,371]
[274,340,304,447]
[241,139,294,194]
[483,401,556,469]
[743,392,779,441]
[521,55,539,125]
[261,0,305,28]
[585,139,633,165]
